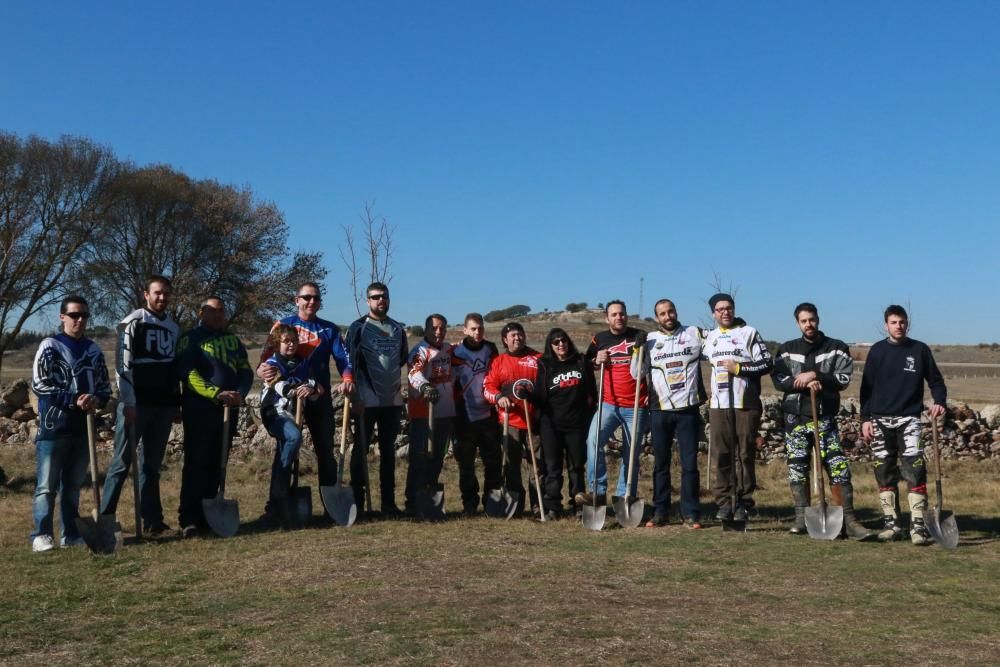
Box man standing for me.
[345,281,408,516]
[176,297,253,536]
[860,305,946,545]
[577,300,647,507]
[258,282,354,515]
[100,276,180,535]
[703,293,772,522]
[638,299,706,529]
[452,313,501,516]
[483,322,542,516]
[405,314,457,514]
[772,303,871,539]
[30,296,112,551]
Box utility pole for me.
[639,276,644,316]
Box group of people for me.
[27,276,948,551]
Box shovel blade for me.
[292,485,313,525]
[805,504,843,540]
[612,497,645,529]
[325,484,357,527]
[485,488,517,519]
[582,505,607,531]
[721,518,747,533]
[75,515,122,555]
[203,496,240,537]
[926,509,959,549]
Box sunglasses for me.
[64,312,90,320]
[297,294,321,302]
[551,338,568,346]
[367,294,389,301]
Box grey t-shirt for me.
[357,318,404,407]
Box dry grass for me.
[1,443,998,665]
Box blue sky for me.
[3,2,997,343]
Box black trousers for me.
[539,416,587,513]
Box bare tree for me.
[0,132,118,374]
[339,201,396,316]
[699,270,741,331]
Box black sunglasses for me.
[64,312,90,320]
[367,293,389,301]
[297,294,321,302]
[551,338,568,346]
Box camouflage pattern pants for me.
[869,415,926,493]
[784,415,851,485]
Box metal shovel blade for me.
[721,517,747,533]
[805,503,843,540]
[926,508,959,549]
[292,484,313,525]
[582,504,607,531]
[76,515,123,555]
[612,496,646,529]
[326,483,357,527]
[203,495,240,537]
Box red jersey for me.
[482,349,541,430]
[585,328,647,408]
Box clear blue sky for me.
[3,2,997,343]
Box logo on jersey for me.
[904,356,916,373]
[551,370,583,389]
[144,326,174,359]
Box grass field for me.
[2,445,998,665]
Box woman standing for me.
[530,328,597,520]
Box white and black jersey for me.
[636,325,706,411]
[117,308,180,408]
[703,324,773,410]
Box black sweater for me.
[530,354,597,430]
[860,337,946,420]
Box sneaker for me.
[910,519,932,546]
[684,517,703,530]
[32,535,55,553]
[715,505,733,521]
[877,517,904,542]
[181,524,199,539]
[144,521,172,536]
[60,536,86,548]
[645,514,669,528]
[462,504,479,517]
[544,509,559,522]
[733,504,749,522]
[381,504,404,518]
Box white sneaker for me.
[32,535,55,552]
[60,536,86,548]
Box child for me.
[260,324,322,527]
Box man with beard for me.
[452,313,501,516]
[637,299,706,529]
[772,303,871,540]
[703,293,772,522]
[483,322,543,517]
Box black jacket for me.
[771,332,852,418]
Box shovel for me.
[327,396,357,527]
[485,410,518,519]
[582,364,608,531]
[128,421,142,542]
[925,414,959,549]
[613,345,645,529]
[203,406,240,538]
[357,413,373,516]
[76,412,123,554]
[804,388,842,540]
[415,400,446,520]
[288,396,313,526]
[522,397,546,522]
[722,374,746,533]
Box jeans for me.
[100,402,175,525]
[31,436,89,541]
[264,413,303,503]
[351,405,403,509]
[585,403,648,497]
[178,401,238,528]
[404,416,454,508]
[649,407,701,520]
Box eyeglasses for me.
[297,294,320,302]
[551,338,568,346]
[713,306,734,313]
[64,312,90,320]
[367,294,388,301]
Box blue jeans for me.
[264,413,303,502]
[649,407,701,520]
[585,403,648,497]
[100,402,175,525]
[405,416,454,508]
[31,436,89,541]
